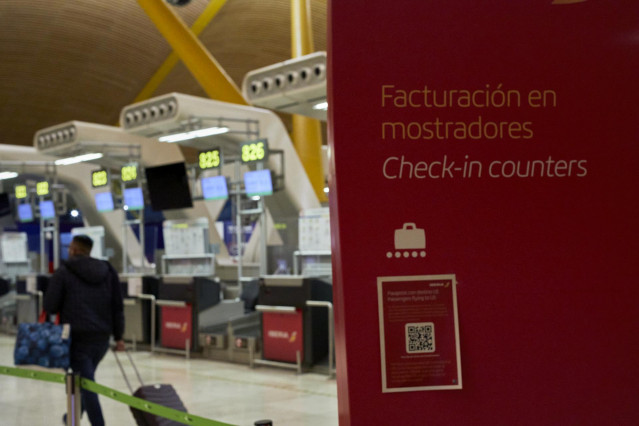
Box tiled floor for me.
[0,334,338,426]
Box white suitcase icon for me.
[387,223,427,259]
[394,223,426,250]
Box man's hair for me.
[72,234,93,254]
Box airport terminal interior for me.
[0,1,336,425]
[0,334,338,425]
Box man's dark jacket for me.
[44,255,124,343]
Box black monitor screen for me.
[0,192,9,217]
[145,162,193,211]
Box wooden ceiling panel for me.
[0,0,327,147]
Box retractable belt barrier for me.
[0,365,237,426]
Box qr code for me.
[405,322,435,353]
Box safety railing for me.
[0,363,272,426]
[305,300,335,379]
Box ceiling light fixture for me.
[0,171,18,180]
[312,101,328,111]
[54,153,104,166]
[158,126,230,143]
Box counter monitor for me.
[39,200,55,219]
[94,191,114,212]
[123,187,144,211]
[17,203,33,222]
[201,175,228,200]
[145,162,193,211]
[244,169,273,197]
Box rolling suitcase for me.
[114,349,188,426]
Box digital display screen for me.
[121,164,138,182]
[243,169,273,197]
[92,169,109,188]
[39,200,55,219]
[17,203,33,222]
[201,175,228,200]
[123,187,144,211]
[241,139,268,163]
[199,149,221,170]
[15,185,27,199]
[0,192,9,217]
[94,191,114,212]
[144,162,193,211]
[36,181,49,196]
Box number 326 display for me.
[241,139,268,163]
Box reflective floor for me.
[0,334,338,426]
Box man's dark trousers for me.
[70,339,110,426]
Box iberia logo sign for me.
[267,330,298,343]
[165,321,188,333]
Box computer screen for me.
[39,200,55,219]
[94,191,114,212]
[201,175,228,200]
[0,192,10,217]
[17,203,33,222]
[123,187,144,211]
[144,162,193,211]
[243,169,273,197]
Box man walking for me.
[44,234,125,425]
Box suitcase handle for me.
[402,223,417,230]
[112,348,145,394]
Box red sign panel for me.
[262,310,304,363]
[160,305,192,349]
[378,275,461,392]
[329,1,639,424]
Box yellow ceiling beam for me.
[291,0,327,202]
[133,0,229,103]
[136,0,246,105]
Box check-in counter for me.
[199,278,262,364]
[121,275,160,347]
[255,276,332,371]
[157,276,221,354]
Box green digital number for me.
[241,140,267,163]
[36,181,49,196]
[15,185,27,199]
[121,165,137,182]
[92,170,108,188]
[199,149,221,169]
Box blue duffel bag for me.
[14,315,71,369]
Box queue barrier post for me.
[65,370,81,426]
